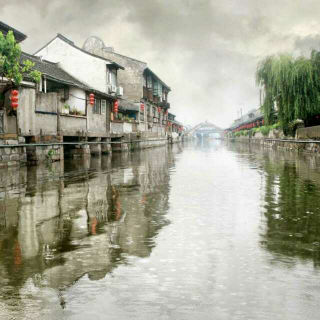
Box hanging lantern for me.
[140,103,144,112]
[10,90,19,109]
[158,107,161,113]
[89,93,95,106]
[114,100,119,113]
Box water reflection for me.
[230,143,320,267]
[0,146,176,316]
[2,141,320,319]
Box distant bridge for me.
[186,121,224,139]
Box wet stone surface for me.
[0,140,320,319]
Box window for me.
[147,76,152,89]
[93,99,100,114]
[143,75,147,87]
[107,67,117,85]
[101,100,107,114]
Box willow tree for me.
[256,50,320,130]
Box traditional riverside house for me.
[34,34,124,127]
[81,36,171,137]
[17,53,117,159]
[227,108,264,134]
[167,112,184,142]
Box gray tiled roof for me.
[0,21,27,43]
[20,52,116,99]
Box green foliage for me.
[70,106,83,116]
[260,126,271,136]
[0,30,41,85]
[286,119,304,137]
[256,51,320,129]
[234,131,241,137]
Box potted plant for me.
[62,104,70,114]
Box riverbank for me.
[0,133,183,168]
[228,124,320,155]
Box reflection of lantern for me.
[114,100,119,113]
[140,103,144,112]
[10,90,19,109]
[89,93,95,106]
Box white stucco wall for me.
[87,103,107,135]
[67,87,86,114]
[36,38,109,93]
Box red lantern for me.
[89,93,95,106]
[140,103,144,112]
[158,107,161,113]
[10,90,19,109]
[114,100,119,113]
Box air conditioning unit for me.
[116,86,123,96]
[109,85,117,94]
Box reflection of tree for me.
[262,157,320,267]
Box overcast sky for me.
[2,0,320,127]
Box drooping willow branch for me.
[256,50,320,129]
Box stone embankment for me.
[230,125,320,155]
[0,133,183,168]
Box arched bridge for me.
[186,121,224,139]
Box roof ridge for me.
[21,52,58,66]
[103,49,147,64]
[34,33,124,70]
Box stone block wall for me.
[0,139,27,168]
[26,144,63,165]
[296,125,320,140]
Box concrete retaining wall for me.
[296,125,320,140]
[231,128,320,155]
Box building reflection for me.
[0,145,177,308]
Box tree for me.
[0,30,41,92]
[256,51,320,131]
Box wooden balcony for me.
[158,101,170,109]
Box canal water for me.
[1,140,320,320]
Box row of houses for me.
[0,22,184,166]
[224,108,264,134]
